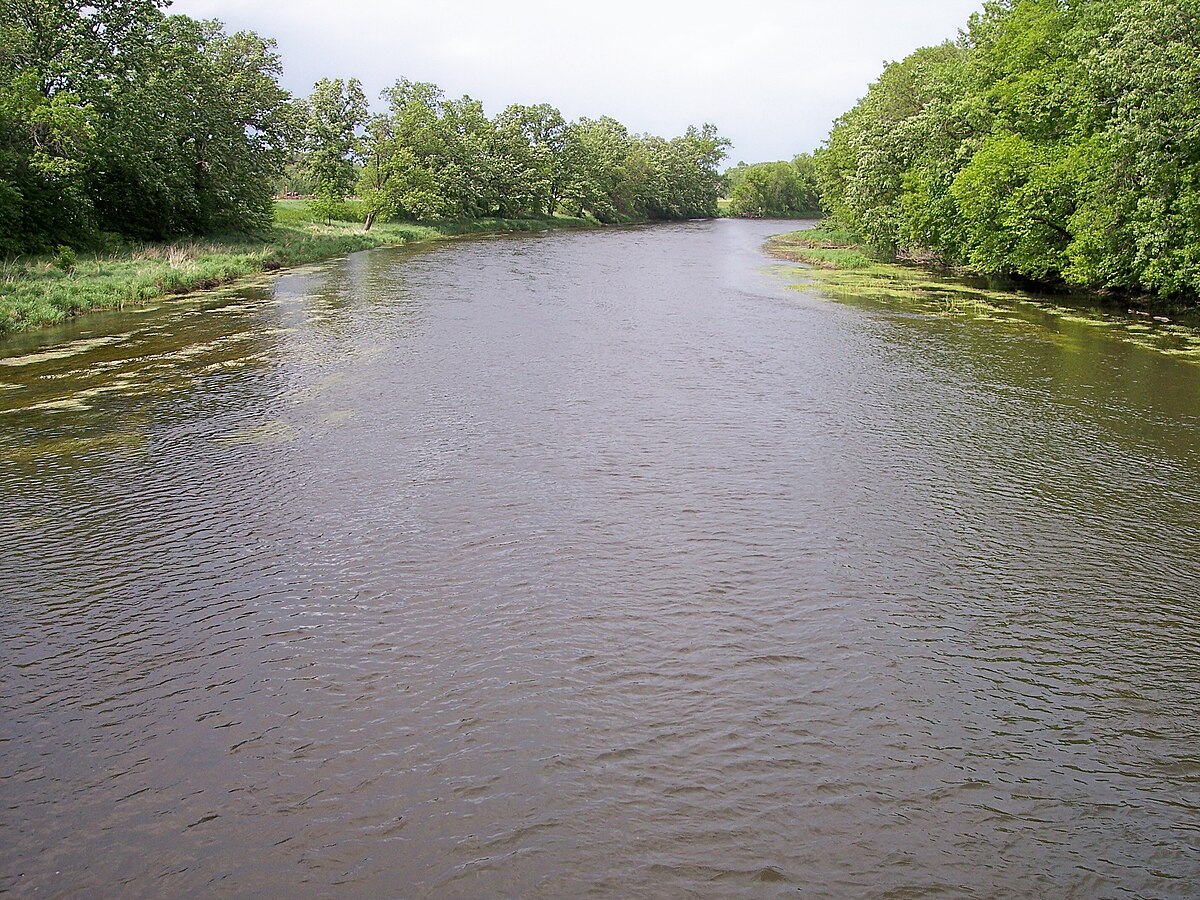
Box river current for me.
[1,220,1198,897]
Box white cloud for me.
[169,0,983,162]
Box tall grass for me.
[765,225,876,270]
[0,204,594,336]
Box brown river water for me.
[1,220,1198,897]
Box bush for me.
[54,245,78,272]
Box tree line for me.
[299,78,730,228]
[723,155,821,219]
[0,0,730,257]
[810,0,1200,301]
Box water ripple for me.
[1,222,1198,897]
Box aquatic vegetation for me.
[25,397,92,412]
[0,431,147,463]
[0,335,128,367]
[768,229,1200,365]
[215,420,298,446]
[765,229,876,270]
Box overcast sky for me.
[170,0,983,164]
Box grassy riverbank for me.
[767,225,1200,362]
[764,225,874,269]
[0,205,595,336]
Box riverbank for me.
[768,225,1200,317]
[766,225,1200,362]
[764,225,874,269]
[0,207,596,337]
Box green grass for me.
[0,204,597,336]
[424,215,595,235]
[765,226,875,269]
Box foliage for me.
[813,0,1200,301]
[0,0,295,254]
[1,3,730,256]
[53,244,77,272]
[300,77,368,215]
[725,155,822,218]
[2,0,732,295]
[356,81,729,227]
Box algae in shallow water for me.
[0,334,127,367]
[215,420,297,446]
[776,249,1200,366]
[25,397,92,412]
[1,430,146,464]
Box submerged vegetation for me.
[767,227,1200,363]
[811,0,1200,306]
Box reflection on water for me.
[1,222,1198,897]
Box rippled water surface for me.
[2,220,1199,897]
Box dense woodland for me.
[0,0,729,256]
[814,0,1200,301]
[723,156,822,218]
[1,0,294,252]
[309,78,730,228]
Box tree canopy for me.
[725,155,821,218]
[812,0,1200,300]
[0,0,296,254]
[301,77,368,217]
[354,81,729,228]
[1,4,730,254]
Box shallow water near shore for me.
[2,220,1198,897]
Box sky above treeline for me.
[171,0,984,163]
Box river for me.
[1,220,1198,897]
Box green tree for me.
[728,157,821,218]
[302,78,367,220]
[812,0,1200,299]
[568,116,634,222]
[494,103,573,216]
[356,81,729,227]
[357,113,398,230]
[1078,0,1200,295]
[0,0,294,249]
